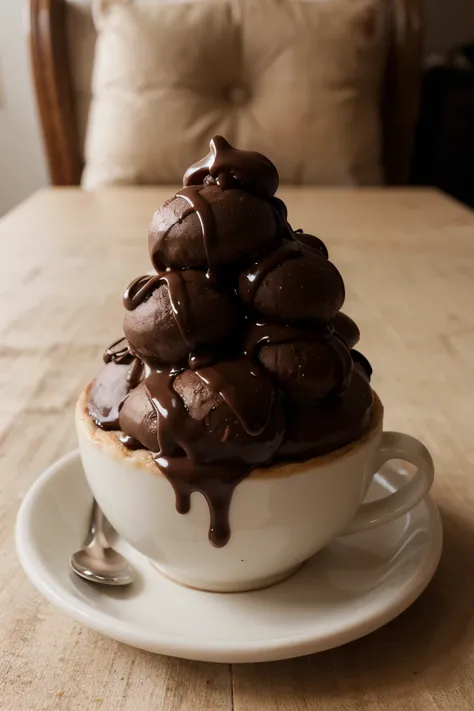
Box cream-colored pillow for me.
[82,0,388,188]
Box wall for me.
[0,1,48,218]
[0,0,473,218]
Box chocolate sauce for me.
[156,456,247,547]
[183,135,279,199]
[123,274,162,311]
[246,321,353,396]
[351,349,373,380]
[104,337,133,364]
[142,359,277,546]
[188,347,218,370]
[123,271,196,349]
[333,312,360,349]
[195,359,274,436]
[126,356,142,386]
[145,368,189,457]
[175,186,219,283]
[240,240,301,304]
[296,232,329,259]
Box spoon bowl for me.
[70,500,134,587]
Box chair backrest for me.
[30,0,423,186]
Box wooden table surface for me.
[2,186,474,710]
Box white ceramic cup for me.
[76,390,434,593]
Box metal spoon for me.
[70,499,134,586]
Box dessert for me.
[87,136,374,548]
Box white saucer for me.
[16,451,442,664]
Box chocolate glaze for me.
[88,339,144,430]
[123,270,238,366]
[141,360,283,546]
[278,368,374,460]
[239,243,345,323]
[240,240,301,304]
[333,312,360,349]
[123,274,162,312]
[295,231,329,259]
[124,272,195,348]
[351,349,373,379]
[148,185,277,276]
[88,136,375,548]
[245,321,353,403]
[104,336,133,364]
[195,359,276,437]
[184,135,279,199]
[174,186,219,283]
[156,457,247,547]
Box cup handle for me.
[342,431,435,535]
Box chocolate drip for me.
[240,240,301,304]
[175,187,219,283]
[127,357,144,389]
[104,337,133,364]
[162,271,194,349]
[246,321,334,350]
[196,360,274,436]
[144,359,277,546]
[183,136,279,199]
[188,347,219,370]
[145,368,189,457]
[156,457,247,547]
[146,365,245,547]
[123,274,162,311]
[124,271,195,350]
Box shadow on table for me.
[231,507,474,699]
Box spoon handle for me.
[86,499,110,549]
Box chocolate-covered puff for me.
[239,243,344,322]
[88,346,144,430]
[245,322,352,405]
[295,231,329,258]
[118,381,160,452]
[278,368,374,460]
[333,312,360,349]
[148,184,278,275]
[123,270,238,365]
[172,361,284,465]
[120,360,284,466]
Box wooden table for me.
[2,187,474,710]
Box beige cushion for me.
[82,0,388,188]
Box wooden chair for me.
[29,0,423,187]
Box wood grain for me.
[1,187,474,710]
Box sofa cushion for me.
[82,0,388,188]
